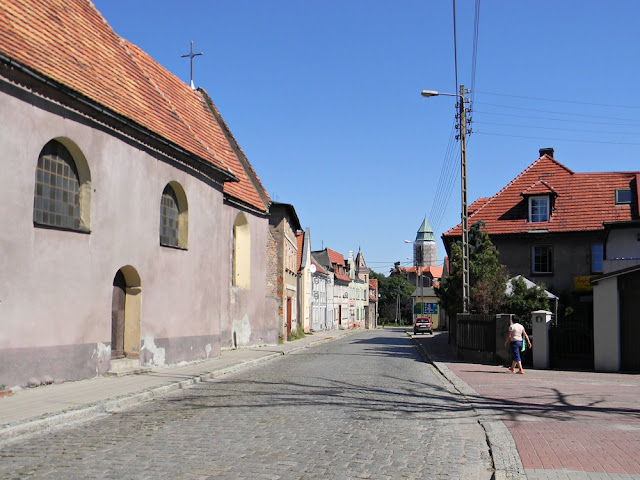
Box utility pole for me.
[457,84,470,313]
[420,85,472,313]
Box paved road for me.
[415,331,640,480]
[0,329,494,479]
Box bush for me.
[287,327,306,342]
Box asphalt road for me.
[0,329,494,479]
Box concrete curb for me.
[0,329,362,446]
[410,334,527,480]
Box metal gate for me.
[550,318,594,370]
[620,270,640,371]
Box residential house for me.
[442,148,639,325]
[297,229,313,333]
[310,257,331,331]
[0,0,274,388]
[313,248,352,329]
[267,202,301,341]
[391,265,443,289]
[348,250,367,328]
[368,279,379,328]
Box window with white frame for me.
[529,196,550,222]
[532,246,553,274]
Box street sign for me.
[414,302,438,314]
[423,303,438,314]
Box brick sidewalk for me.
[417,331,640,479]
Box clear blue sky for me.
[93,0,640,275]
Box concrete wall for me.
[0,80,275,387]
[593,276,621,372]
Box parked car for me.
[413,317,433,335]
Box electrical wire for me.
[470,0,480,105]
[475,101,640,122]
[475,121,640,136]
[475,131,640,146]
[476,90,640,110]
[452,0,458,90]
[475,110,640,127]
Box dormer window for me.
[529,195,550,222]
[615,189,632,205]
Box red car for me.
[413,317,433,335]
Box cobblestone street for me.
[0,330,493,479]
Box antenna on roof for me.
[181,41,203,89]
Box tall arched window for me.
[33,140,82,230]
[159,182,188,249]
[232,213,250,288]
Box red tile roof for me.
[469,197,490,215]
[444,155,639,237]
[394,266,443,278]
[0,0,268,211]
[326,248,345,267]
[334,271,351,283]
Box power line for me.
[475,101,639,122]
[475,131,640,146]
[475,110,640,127]
[470,0,480,104]
[452,0,459,89]
[476,120,640,136]
[476,90,640,110]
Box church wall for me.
[221,205,278,349]
[0,81,271,387]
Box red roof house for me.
[443,148,639,298]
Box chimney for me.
[539,147,554,158]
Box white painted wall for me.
[593,276,620,372]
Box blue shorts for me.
[510,341,523,362]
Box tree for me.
[370,269,414,325]
[436,221,507,316]
[505,276,550,330]
[437,221,551,321]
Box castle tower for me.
[414,217,437,267]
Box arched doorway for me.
[110,266,142,364]
[111,270,126,359]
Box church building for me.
[0,0,276,388]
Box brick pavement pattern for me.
[416,332,640,480]
[0,330,494,480]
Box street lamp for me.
[421,84,470,314]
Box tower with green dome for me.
[413,217,437,267]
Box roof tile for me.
[444,155,639,237]
[0,0,268,211]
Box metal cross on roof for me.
[181,41,203,89]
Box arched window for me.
[33,140,84,230]
[159,182,188,249]
[232,213,250,288]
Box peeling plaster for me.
[92,342,111,374]
[205,343,212,358]
[232,314,252,346]
[141,335,166,367]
